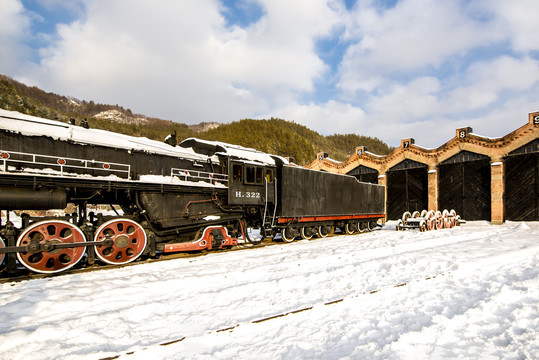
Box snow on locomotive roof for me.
[180,137,289,166]
[0,109,208,161]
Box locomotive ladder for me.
[262,178,278,230]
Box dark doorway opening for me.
[438,151,491,221]
[386,160,428,220]
[505,140,539,221]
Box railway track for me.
[0,239,265,284]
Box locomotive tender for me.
[0,109,385,275]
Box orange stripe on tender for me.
[277,214,384,224]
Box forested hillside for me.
[0,75,393,165]
[197,119,392,164]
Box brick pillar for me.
[378,172,387,222]
[491,160,504,225]
[428,166,438,212]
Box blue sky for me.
[2,0,539,149]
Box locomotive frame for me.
[0,109,385,276]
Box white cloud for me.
[329,54,539,147]
[15,0,342,124]
[439,56,539,113]
[263,100,366,135]
[473,0,539,52]
[466,56,539,92]
[366,76,440,119]
[215,0,341,96]
[0,0,28,36]
[337,0,500,94]
[0,0,33,73]
[329,0,539,147]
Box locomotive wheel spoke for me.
[16,220,86,274]
[94,219,147,265]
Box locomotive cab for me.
[228,160,276,206]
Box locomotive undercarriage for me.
[0,173,247,276]
[277,218,381,242]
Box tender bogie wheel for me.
[401,211,411,226]
[345,222,358,235]
[411,211,420,218]
[368,221,377,231]
[359,222,368,233]
[318,225,331,238]
[243,223,264,245]
[300,227,314,240]
[16,220,86,274]
[94,219,147,265]
[281,227,297,242]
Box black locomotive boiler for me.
[0,109,385,275]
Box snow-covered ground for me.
[1,221,538,360]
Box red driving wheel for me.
[94,219,147,265]
[16,220,86,274]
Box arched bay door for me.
[438,151,491,220]
[386,160,428,220]
[347,165,379,184]
[505,139,539,221]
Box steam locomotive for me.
[0,109,385,275]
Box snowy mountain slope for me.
[0,222,538,359]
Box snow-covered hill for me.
[93,109,148,125]
[1,222,538,359]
